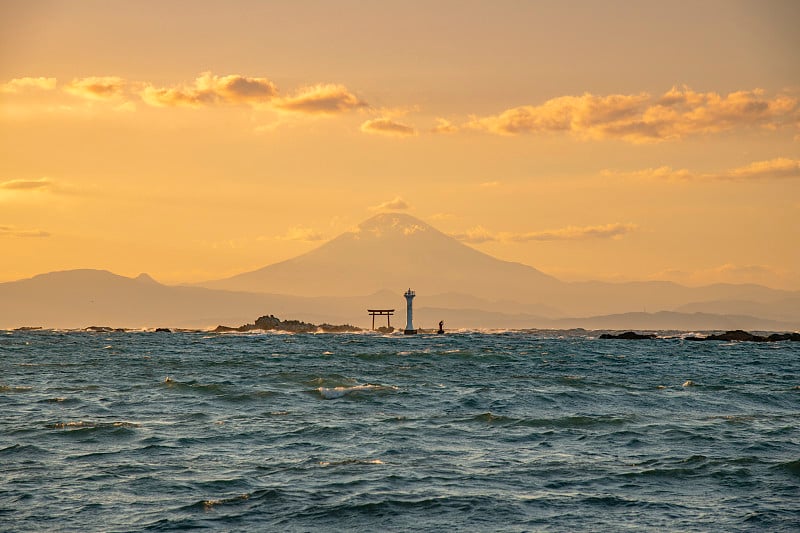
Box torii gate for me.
[367,309,394,330]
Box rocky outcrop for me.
[599,331,656,340]
[214,314,361,333]
[85,326,127,332]
[685,330,800,342]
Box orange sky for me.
[1,1,798,289]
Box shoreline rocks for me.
[214,314,361,334]
[599,332,656,340]
[598,329,800,342]
[684,330,800,342]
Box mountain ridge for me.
[1,213,797,329]
[1,269,797,330]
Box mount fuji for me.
[200,212,798,325]
[202,212,561,303]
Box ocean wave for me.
[0,385,32,393]
[773,459,800,478]
[37,396,82,405]
[284,493,523,525]
[199,493,251,511]
[315,384,398,399]
[161,377,230,394]
[220,390,279,403]
[302,374,358,387]
[46,420,141,433]
[317,458,384,467]
[466,412,634,428]
[0,443,49,456]
[181,488,284,513]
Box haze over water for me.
[2,330,798,531]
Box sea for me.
[1,329,798,532]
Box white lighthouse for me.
[403,288,417,334]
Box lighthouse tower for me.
[403,288,417,335]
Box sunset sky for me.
[2,0,798,289]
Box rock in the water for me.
[705,330,763,341]
[685,330,800,342]
[253,315,281,330]
[85,326,126,332]
[599,331,656,340]
[318,323,361,333]
[214,314,361,334]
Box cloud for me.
[1,77,57,93]
[360,118,417,137]
[431,118,459,134]
[469,86,799,143]
[651,263,796,288]
[370,196,411,211]
[604,157,800,181]
[429,212,456,221]
[279,226,325,242]
[711,264,777,277]
[64,76,126,100]
[276,84,365,114]
[0,225,50,238]
[725,158,800,180]
[516,223,638,241]
[0,178,54,191]
[452,222,637,243]
[141,72,277,108]
[140,74,364,115]
[451,225,497,244]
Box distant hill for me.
[0,270,796,331]
[673,297,800,323]
[0,270,331,329]
[412,307,797,332]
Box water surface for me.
[1,330,798,531]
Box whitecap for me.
[202,493,249,510]
[48,421,141,429]
[316,384,397,399]
[318,458,384,467]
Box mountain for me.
[2,214,797,330]
[546,281,796,318]
[0,269,334,329]
[674,297,800,323]
[203,212,561,303]
[202,212,799,322]
[411,307,797,332]
[1,270,796,331]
